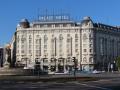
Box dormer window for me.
[52,24,55,28]
[44,24,47,28]
[67,24,71,27]
[60,24,63,27]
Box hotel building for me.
[11,15,120,73]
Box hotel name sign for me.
[39,15,70,21]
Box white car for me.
[92,70,101,74]
[55,71,69,75]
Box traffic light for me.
[72,57,76,63]
[72,57,78,78]
[72,57,78,69]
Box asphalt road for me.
[0,78,120,90]
[0,72,120,90]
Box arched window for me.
[67,34,70,37]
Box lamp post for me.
[114,60,116,71]
[108,62,110,72]
[102,55,105,71]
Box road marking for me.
[74,82,112,90]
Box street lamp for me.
[114,60,116,71]
[108,62,110,72]
[102,55,105,71]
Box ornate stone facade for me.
[11,16,120,72]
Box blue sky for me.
[0,0,120,45]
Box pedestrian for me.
[111,64,113,72]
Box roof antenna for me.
[52,9,55,21]
[37,8,39,21]
[45,9,48,21]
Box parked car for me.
[54,71,69,75]
[92,70,101,74]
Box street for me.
[0,77,120,90]
[0,72,120,90]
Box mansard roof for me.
[93,23,120,30]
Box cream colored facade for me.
[12,16,120,72]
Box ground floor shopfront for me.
[29,57,96,73]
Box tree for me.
[116,56,120,71]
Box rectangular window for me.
[43,59,48,63]
[75,44,78,47]
[44,24,47,27]
[67,24,71,27]
[36,45,39,49]
[29,50,31,54]
[75,49,78,52]
[52,24,55,28]
[36,39,39,44]
[21,45,24,48]
[60,24,63,27]
[17,50,19,53]
[21,39,24,43]
[44,45,47,49]
[89,38,93,43]
[63,24,67,27]
[89,44,92,48]
[36,50,39,54]
[75,39,78,42]
[17,39,19,43]
[17,45,19,48]
[29,45,31,48]
[90,49,92,52]
[29,40,32,43]
[21,50,24,53]
[83,44,86,47]
[84,49,87,52]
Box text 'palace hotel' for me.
[11,14,120,73]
